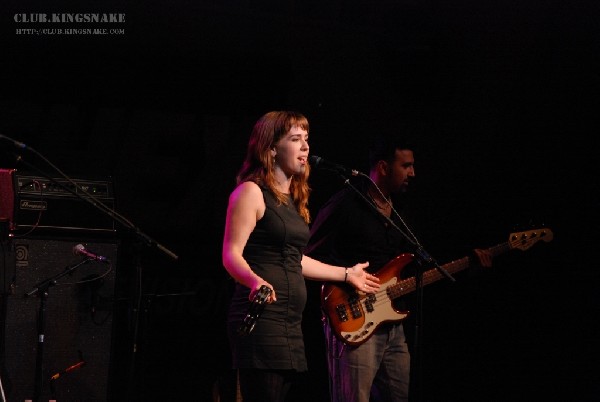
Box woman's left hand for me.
[346,262,380,293]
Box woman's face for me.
[272,125,309,177]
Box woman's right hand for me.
[249,280,277,303]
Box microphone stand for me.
[26,258,91,402]
[336,171,455,279]
[0,135,179,401]
[335,170,455,402]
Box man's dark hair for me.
[368,134,415,169]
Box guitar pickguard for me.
[338,276,409,344]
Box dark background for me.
[0,1,599,401]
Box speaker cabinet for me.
[1,237,119,402]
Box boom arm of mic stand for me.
[134,229,179,261]
[25,259,90,297]
[8,147,179,261]
[337,171,455,283]
[414,246,455,282]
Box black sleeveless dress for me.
[227,186,310,371]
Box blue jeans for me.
[324,320,410,402]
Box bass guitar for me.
[321,228,553,346]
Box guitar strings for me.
[345,229,551,314]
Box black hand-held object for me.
[237,285,272,336]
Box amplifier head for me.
[0,169,116,235]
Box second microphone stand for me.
[3,135,179,401]
[26,258,91,402]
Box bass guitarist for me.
[305,133,493,402]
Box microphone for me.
[309,155,360,176]
[73,244,110,263]
[0,134,28,150]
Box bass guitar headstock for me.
[508,228,553,251]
